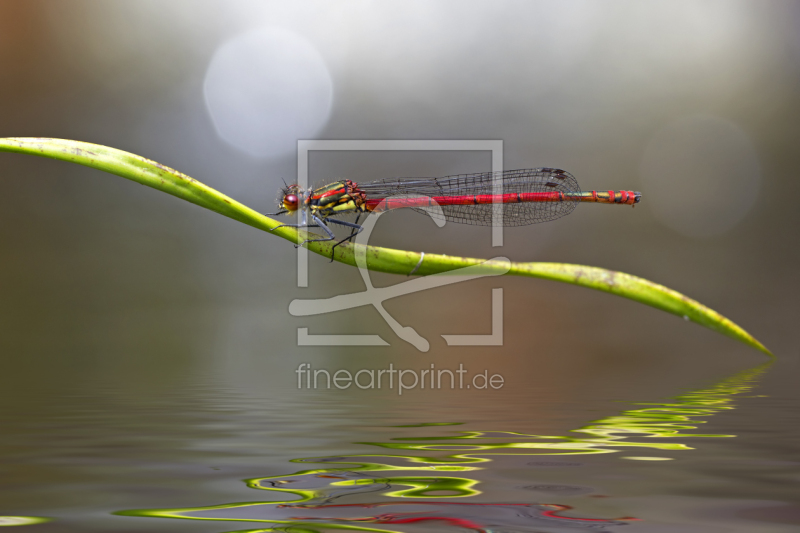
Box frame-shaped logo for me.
[290,140,507,352]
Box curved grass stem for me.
[0,137,772,356]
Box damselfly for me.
[267,168,640,259]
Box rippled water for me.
[2,357,798,533]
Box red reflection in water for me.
[282,501,637,531]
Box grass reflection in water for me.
[118,362,770,533]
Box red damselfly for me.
[267,168,640,259]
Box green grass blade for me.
[0,137,772,356]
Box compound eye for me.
[283,194,299,211]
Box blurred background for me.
[0,1,798,532]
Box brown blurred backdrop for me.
[0,0,798,451]
[2,2,800,530]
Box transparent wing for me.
[358,168,580,226]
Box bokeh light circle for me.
[640,114,761,238]
[203,28,333,159]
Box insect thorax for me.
[308,180,368,215]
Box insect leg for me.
[270,221,320,231]
[270,209,320,232]
[349,213,361,237]
[326,218,365,262]
[294,214,336,249]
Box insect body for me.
[268,169,641,260]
